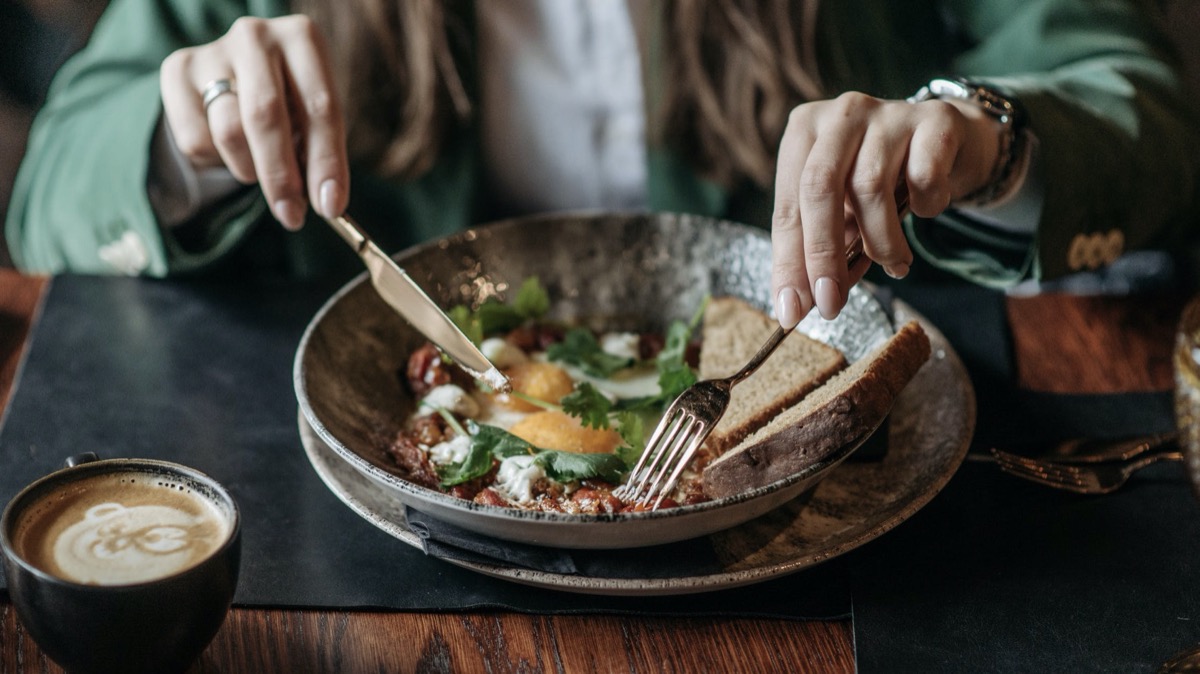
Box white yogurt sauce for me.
[599,331,641,361]
[427,434,472,466]
[495,454,547,504]
[480,337,529,369]
[417,384,481,419]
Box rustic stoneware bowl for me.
[294,212,973,549]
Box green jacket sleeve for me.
[4,0,279,276]
[913,0,1200,285]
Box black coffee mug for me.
[0,454,241,674]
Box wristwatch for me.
[908,77,1027,206]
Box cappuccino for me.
[12,471,233,585]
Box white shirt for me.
[477,0,647,214]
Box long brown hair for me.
[297,0,823,190]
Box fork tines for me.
[614,405,709,508]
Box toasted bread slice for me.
[703,320,931,500]
[699,297,848,454]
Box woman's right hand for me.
[159,14,349,230]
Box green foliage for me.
[546,328,635,378]
[535,450,626,484]
[615,410,646,466]
[437,422,533,487]
[447,276,550,345]
[437,421,629,488]
[560,382,614,429]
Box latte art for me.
[13,472,233,585]
[54,503,218,584]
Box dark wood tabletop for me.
[0,268,1183,673]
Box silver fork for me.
[613,323,795,508]
[990,442,1183,494]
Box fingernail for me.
[776,287,805,330]
[814,277,842,320]
[319,179,340,219]
[884,262,910,280]
[274,199,306,231]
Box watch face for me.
[921,77,1017,124]
[928,77,971,99]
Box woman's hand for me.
[159,15,349,230]
[771,91,1003,326]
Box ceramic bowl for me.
[294,212,947,548]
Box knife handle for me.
[325,214,370,255]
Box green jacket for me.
[7,0,1199,285]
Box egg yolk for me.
[508,411,623,454]
[495,362,575,412]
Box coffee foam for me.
[13,472,233,585]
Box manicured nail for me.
[884,262,910,280]
[814,277,842,320]
[274,199,305,231]
[776,287,804,330]
[319,179,340,219]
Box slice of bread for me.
[703,320,931,500]
[699,297,848,454]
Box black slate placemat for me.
[851,458,1198,673]
[0,275,849,617]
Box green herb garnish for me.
[615,410,647,466]
[535,450,626,484]
[448,276,550,345]
[437,420,628,487]
[560,382,614,429]
[437,422,534,487]
[546,328,635,378]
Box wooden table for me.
[0,268,1182,673]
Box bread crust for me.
[703,321,931,500]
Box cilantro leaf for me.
[436,439,496,487]
[657,362,697,405]
[656,320,691,370]
[448,305,483,346]
[615,410,646,466]
[475,299,525,337]
[534,450,626,484]
[652,309,702,408]
[437,422,533,487]
[513,276,550,319]
[445,276,552,344]
[546,328,634,378]
[469,421,537,459]
[560,382,613,429]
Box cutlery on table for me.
[323,214,512,393]
[989,437,1182,494]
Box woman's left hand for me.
[771,91,1003,327]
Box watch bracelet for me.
[909,78,1026,207]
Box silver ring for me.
[201,78,237,112]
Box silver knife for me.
[324,214,512,393]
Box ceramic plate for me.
[299,293,972,595]
[294,213,974,550]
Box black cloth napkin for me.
[852,279,1191,671]
[0,275,849,618]
[405,506,728,578]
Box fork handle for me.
[727,326,793,386]
[730,220,885,386]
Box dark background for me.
[1,0,1198,270]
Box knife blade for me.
[324,214,512,393]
